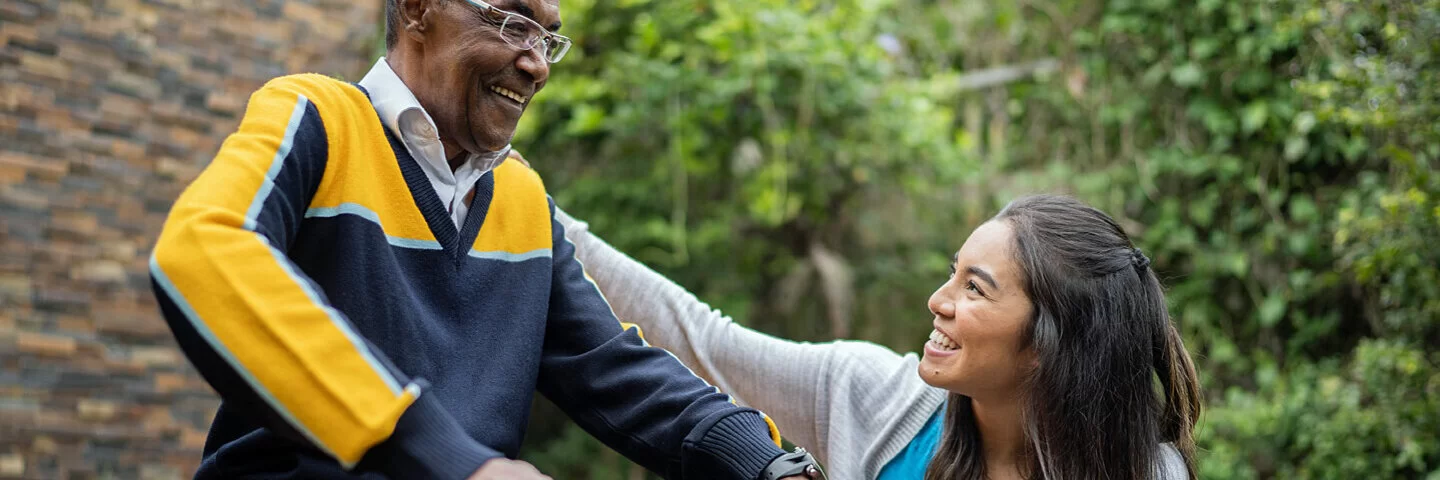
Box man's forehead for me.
[496,0,561,29]
[495,0,560,15]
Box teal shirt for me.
[876,404,945,479]
[876,404,1191,480]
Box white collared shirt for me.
[358,58,510,229]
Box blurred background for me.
[1,0,1436,478]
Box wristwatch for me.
[759,447,826,480]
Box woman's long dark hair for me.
[924,195,1201,480]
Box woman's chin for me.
[917,355,959,389]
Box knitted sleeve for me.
[150,75,500,479]
[557,209,947,479]
[537,199,789,479]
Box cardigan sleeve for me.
[556,208,948,478]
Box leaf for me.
[1192,38,1222,59]
[564,104,609,135]
[1284,136,1310,161]
[1189,197,1216,227]
[1259,294,1287,328]
[1295,111,1317,134]
[1171,62,1205,87]
[1287,234,1313,256]
[1296,197,1326,223]
[1226,252,1250,276]
[1242,102,1269,134]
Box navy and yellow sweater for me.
[150,74,784,479]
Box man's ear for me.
[397,0,435,44]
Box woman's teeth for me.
[490,85,527,103]
[928,329,960,351]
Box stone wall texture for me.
[0,0,381,477]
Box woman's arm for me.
[557,209,946,477]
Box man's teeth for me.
[490,86,527,103]
[928,329,960,351]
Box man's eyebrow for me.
[966,265,999,291]
[503,2,562,31]
[510,3,535,20]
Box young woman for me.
[557,195,1200,480]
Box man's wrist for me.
[681,410,789,480]
[361,384,501,479]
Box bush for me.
[515,0,1440,477]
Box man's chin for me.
[470,121,519,153]
[468,105,521,152]
[479,136,514,153]
[463,130,515,154]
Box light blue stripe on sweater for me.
[305,203,443,250]
[244,95,309,232]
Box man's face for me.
[413,0,560,154]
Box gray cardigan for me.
[556,210,1187,480]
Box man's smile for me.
[490,85,529,104]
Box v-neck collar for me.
[385,128,492,261]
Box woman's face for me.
[919,220,1037,399]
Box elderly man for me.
[148,0,823,479]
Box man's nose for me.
[516,47,549,85]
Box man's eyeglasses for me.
[459,0,572,64]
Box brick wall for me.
[0,0,381,477]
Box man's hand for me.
[467,459,551,480]
[506,149,531,168]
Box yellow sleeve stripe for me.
[151,85,416,466]
[262,234,403,396]
[151,253,421,466]
[618,322,646,341]
[762,413,783,447]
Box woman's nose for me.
[928,291,956,318]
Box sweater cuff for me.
[362,386,502,479]
[682,410,788,480]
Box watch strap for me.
[759,447,826,480]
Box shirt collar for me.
[358,58,435,139]
[358,57,512,171]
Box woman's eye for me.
[966,280,981,294]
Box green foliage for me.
[521,0,967,341]
[1199,340,1440,479]
[977,0,1440,476]
[496,0,1440,477]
